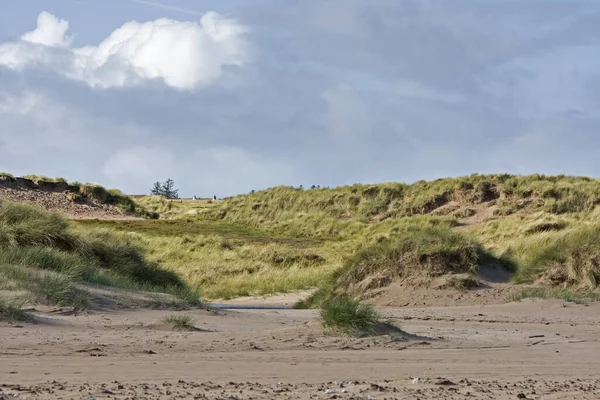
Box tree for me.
[149,178,179,199]
[150,181,163,196]
[161,178,179,199]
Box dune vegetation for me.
[320,297,390,337]
[5,173,600,307]
[68,174,600,305]
[0,199,201,309]
[75,218,341,299]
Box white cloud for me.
[0,11,249,90]
[21,11,72,47]
[2,1,600,196]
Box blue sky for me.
[0,0,598,196]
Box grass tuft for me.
[22,174,66,183]
[161,314,197,331]
[0,299,31,322]
[446,275,481,291]
[320,297,387,336]
[33,274,90,308]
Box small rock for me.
[370,383,386,392]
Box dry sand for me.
[1,298,600,399]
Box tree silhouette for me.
[150,181,163,196]
[150,179,179,199]
[162,178,179,199]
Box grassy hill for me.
[4,173,600,308]
[86,174,600,304]
[209,174,600,236]
[0,198,200,318]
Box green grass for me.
[207,174,600,239]
[8,173,600,305]
[446,275,481,291]
[136,196,219,219]
[161,314,197,331]
[301,226,489,306]
[73,218,337,299]
[33,274,90,308]
[0,299,31,322]
[498,225,600,289]
[73,174,600,302]
[320,297,389,336]
[22,174,67,183]
[133,175,600,302]
[0,198,201,308]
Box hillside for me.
[195,174,600,305]
[0,173,156,220]
[210,174,600,236]
[0,198,201,315]
[4,172,600,307]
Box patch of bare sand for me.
[1,299,600,399]
[213,289,317,308]
[364,264,517,307]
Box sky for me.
[0,0,599,197]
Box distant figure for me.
[192,195,197,200]
[213,195,217,200]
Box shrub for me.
[446,275,480,291]
[80,184,109,202]
[68,192,84,203]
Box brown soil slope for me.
[0,176,134,220]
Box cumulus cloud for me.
[1,1,600,196]
[0,11,249,89]
[21,11,72,47]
